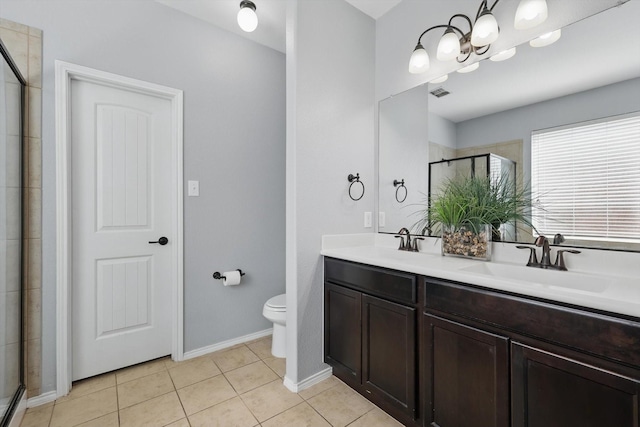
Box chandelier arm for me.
[416,24,453,44]
[475,0,489,21]
[489,0,501,12]
[449,14,473,34]
[447,25,466,39]
[475,44,491,55]
[456,50,472,63]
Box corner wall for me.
[286,0,375,384]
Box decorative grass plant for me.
[413,174,539,259]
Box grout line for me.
[46,403,54,427]
[303,396,335,426]
[173,385,189,426]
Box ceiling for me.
[344,0,403,19]
[154,0,639,122]
[155,0,403,53]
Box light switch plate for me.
[188,180,199,197]
[379,212,386,228]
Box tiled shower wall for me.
[0,18,43,398]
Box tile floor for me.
[20,336,402,427]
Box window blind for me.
[531,112,640,242]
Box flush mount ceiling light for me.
[408,0,548,74]
[237,0,258,32]
[530,29,561,47]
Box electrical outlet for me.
[188,180,199,197]
[364,211,372,228]
[379,212,386,228]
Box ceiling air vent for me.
[430,87,450,98]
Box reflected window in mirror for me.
[531,112,640,250]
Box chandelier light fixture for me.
[237,0,258,33]
[408,0,549,74]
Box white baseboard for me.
[182,328,273,360]
[26,390,57,408]
[283,366,333,393]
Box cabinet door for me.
[324,283,361,386]
[512,342,640,427]
[424,314,509,427]
[362,294,416,419]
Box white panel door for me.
[71,79,173,381]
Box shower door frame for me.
[0,37,27,427]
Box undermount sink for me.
[460,262,610,294]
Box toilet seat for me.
[265,294,286,312]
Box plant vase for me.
[441,224,491,261]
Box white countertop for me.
[321,234,640,318]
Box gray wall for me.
[456,77,640,182]
[1,0,286,393]
[286,0,375,384]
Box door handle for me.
[149,237,169,245]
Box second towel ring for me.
[393,179,407,203]
[348,173,365,201]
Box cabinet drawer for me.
[325,258,417,305]
[424,277,640,368]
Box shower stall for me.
[0,37,26,426]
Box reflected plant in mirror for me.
[377,0,640,252]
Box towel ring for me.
[393,179,407,203]
[347,173,365,201]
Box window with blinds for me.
[531,112,640,242]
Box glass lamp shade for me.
[490,47,516,62]
[430,74,449,84]
[457,62,480,73]
[514,0,548,30]
[471,9,499,47]
[530,29,561,47]
[437,29,461,61]
[409,44,430,74]
[237,1,258,32]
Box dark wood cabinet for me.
[362,294,416,419]
[324,258,639,427]
[324,258,418,424]
[511,342,640,427]
[324,283,362,387]
[424,314,510,427]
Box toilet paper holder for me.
[213,269,246,280]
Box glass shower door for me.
[0,38,26,427]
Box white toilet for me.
[262,294,286,358]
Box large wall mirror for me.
[378,1,640,251]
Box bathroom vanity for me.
[322,246,640,427]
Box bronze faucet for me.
[395,228,411,251]
[516,235,581,271]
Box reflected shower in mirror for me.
[377,1,640,251]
